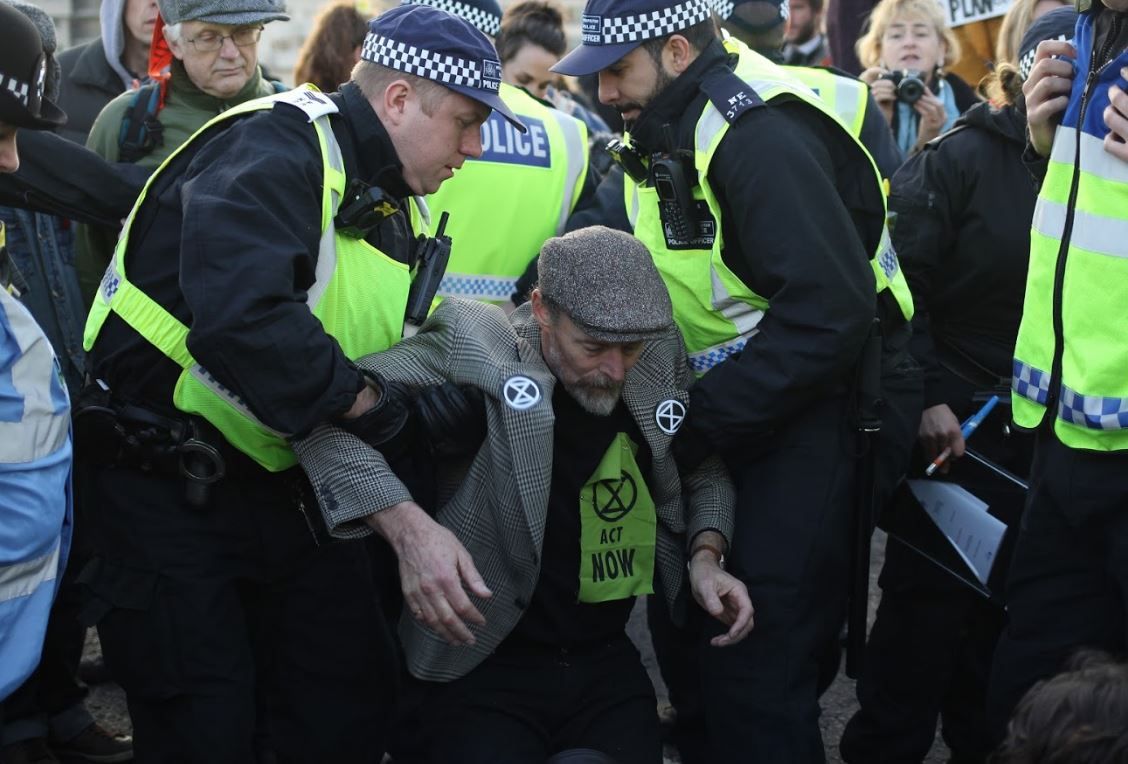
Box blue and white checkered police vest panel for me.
[1014,359,1128,431]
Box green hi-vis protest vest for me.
[429,82,589,305]
[83,86,416,471]
[626,46,912,375]
[1012,121,1128,451]
[579,433,656,604]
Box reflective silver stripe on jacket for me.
[0,544,61,605]
[306,114,347,308]
[0,291,69,463]
[1050,125,1128,185]
[545,109,588,235]
[1032,198,1128,259]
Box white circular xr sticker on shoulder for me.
[655,399,686,435]
[502,375,541,411]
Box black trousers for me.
[839,539,1004,763]
[399,636,662,764]
[841,402,1030,764]
[987,433,1128,741]
[81,465,397,764]
[698,395,856,763]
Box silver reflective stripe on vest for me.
[187,364,287,437]
[546,109,588,235]
[696,107,728,156]
[711,267,764,335]
[0,295,69,463]
[414,195,431,230]
[1050,126,1128,185]
[627,183,640,228]
[829,76,864,131]
[695,76,805,155]
[0,544,60,605]
[688,337,748,373]
[439,273,517,301]
[307,115,347,308]
[1032,198,1128,259]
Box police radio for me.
[404,212,452,328]
[651,156,698,244]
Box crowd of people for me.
[1,0,1127,760]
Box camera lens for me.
[897,75,925,105]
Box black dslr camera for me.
[880,69,927,105]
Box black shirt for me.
[509,385,653,648]
[90,83,417,437]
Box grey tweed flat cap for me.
[159,0,288,26]
[538,226,673,343]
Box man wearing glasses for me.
[75,0,288,307]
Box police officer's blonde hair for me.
[855,0,962,71]
[351,59,447,115]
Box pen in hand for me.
[925,395,1000,477]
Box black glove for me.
[337,370,413,457]
[414,382,487,458]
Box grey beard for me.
[565,381,622,416]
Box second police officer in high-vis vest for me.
[987,0,1128,740]
[399,0,597,309]
[708,0,904,179]
[553,0,912,758]
[77,5,526,760]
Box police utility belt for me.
[73,380,249,507]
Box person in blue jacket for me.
[0,0,73,703]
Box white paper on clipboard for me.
[906,479,1007,586]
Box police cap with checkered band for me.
[399,0,503,39]
[552,0,715,76]
[362,4,525,131]
[0,2,66,129]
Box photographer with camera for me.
[856,0,978,161]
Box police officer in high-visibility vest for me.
[709,0,903,177]
[554,0,906,757]
[398,0,596,309]
[986,0,1128,740]
[0,1,72,703]
[77,5,525,760]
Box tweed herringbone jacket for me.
[293,298,735,682]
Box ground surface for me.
[85,531,950,762]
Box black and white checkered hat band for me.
[581,0,713,46]
[362,33,494,90]
[1019,33,1068,80]
[402,0,501,37]
[707,0,735,20]
[1,74,32,107]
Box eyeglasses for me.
[184,26,263,52]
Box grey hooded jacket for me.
[55,0,140,144]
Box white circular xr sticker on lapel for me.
[503,375,541,411]
[655,399,686,435]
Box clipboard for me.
[878,448,1028,602]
